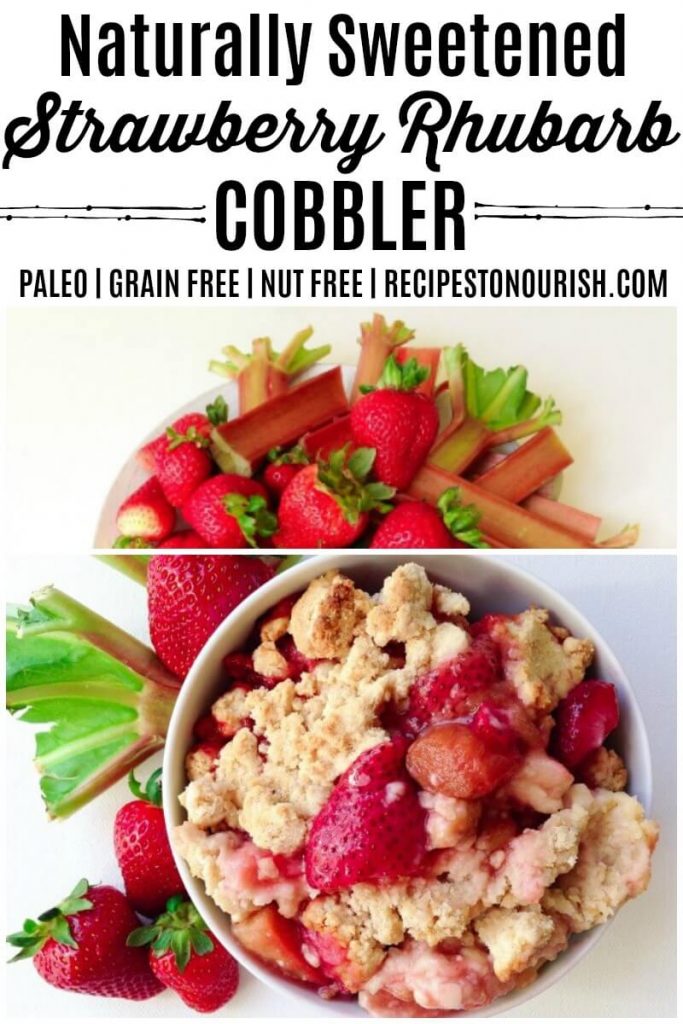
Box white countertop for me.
[5,552,676,1017]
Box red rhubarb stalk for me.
[350,315,415,402]
[395,347,441,397]
[301,415,354,460]
[409,465,588,548]
[210,367,349,475]
[409,466,638,549]
[475,428,573,504]
[522,495,602,544]
[210,328,331,414]
[427,418,492,474]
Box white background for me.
[4,552,677,1018]
[1,0,681,1020]
[5,305,677,551]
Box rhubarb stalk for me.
[6,588,180,818]
[210,366,349,475]
[428,418,492,475]
[210,328,331,414]
[475,428,573,504]
[486,397,563,447]
[350,315,415,402]
[301,415,354,460]
[409,465,638,549]
[522,495,602,544]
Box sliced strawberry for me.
[404,635,500,734]
[304,737,427,892]
[232,907,325,986]
[551,680,620,768]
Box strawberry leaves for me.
[7,879,93,961]
[360,353,429,394]
[437,487,489,548]
[205,395,228,426]
[223,493,278,546]
[317,447,395,525]
[127,897,213,972]
[166,425,210,452]
[128,767,163,807]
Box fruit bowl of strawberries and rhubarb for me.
[99,316,639,550]
[163,555,657,1017]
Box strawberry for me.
[404,635,500,733]
[232,906,326,985]
[146,554,273,678]
[350,355,439,490]
[155,426,213,508]
[7,879,163,1000]
[137,398,228,473]
[305,737,427,892]
[407,720,522,800]
[274,448,394,548]
[371,488,488,549]
[182,474,276,548]
[263,462,304,497]
[128,897,238,1012]
[551,680,620,768]
[156,530,208,548]
[263,445,309,498]
[114,769,185,919]
[116,477,176,543]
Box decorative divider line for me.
[474,202,683,221]
[0,203,207,223]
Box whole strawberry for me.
[114,769,185,919]
[116,477,176,543]
[274,447,394,548]
[182,474,276,547]
[350,355,439,490]
[137,398,227,473]
[156,530,207,548]
[155,425,213,508]
[147,554,274,678]
[7,879,163,1000]
[305,737,427,892]
[263,445,309,498]
[128,897,239,1012]
[370,488,488,549]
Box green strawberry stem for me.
[7,879,93,961]
[350,314,415,402]
[128,897,214,970]
[6,588,180,818]
[317,447,395,525]
[437,487,489,549]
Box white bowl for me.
[163,553,652,1017]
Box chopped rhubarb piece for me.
[350,315,415,402]
[301,415,354,460]
[210,366,349,474]
[439,344,467,433]
[395,347,441,396]
[475,428,574,504]
[522,495,602,544]
[408,465,589,548]
[427,418,492,475]
[210,328,331,414]
[232,907,326,986]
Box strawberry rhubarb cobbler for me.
[174,564,658,1017]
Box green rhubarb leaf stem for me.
[6,588,180,818]
[96,554,150,587]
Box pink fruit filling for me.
[177,565,656,1018]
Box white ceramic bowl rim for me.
[163,552,653,1018]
